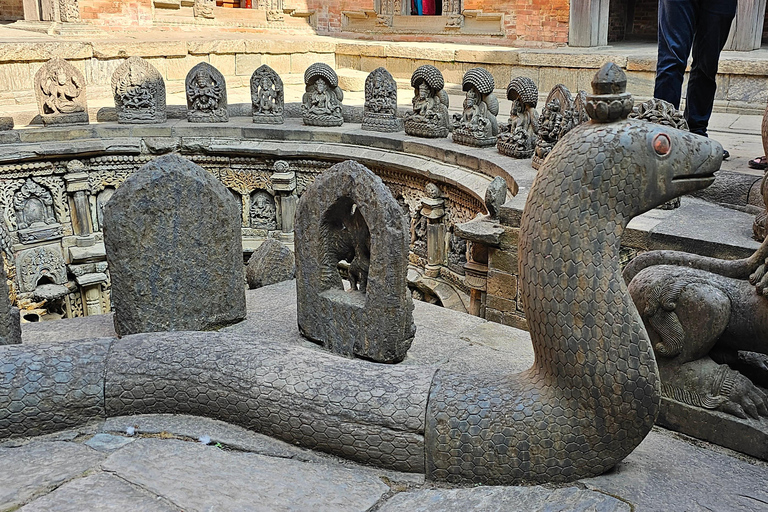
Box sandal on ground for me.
[749,156,767,170]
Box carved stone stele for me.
[302,63,344,127]
[34,58,88,126]
[362,67,402,133]
[295,160,415,363]
[103,154,245,336]
[112,57,167,124]
[452,67,499,147]
[497,76,539,159]
[250,64,284,124]
[531,84,577,170]
[404,65,450,138]
[185,62,228,123]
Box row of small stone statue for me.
[36,55,582,163]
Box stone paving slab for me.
[102,438,391,512]
[582,428,768,512]
[378,485,631,512]
[19,472,180,512]
[0,441,106,510]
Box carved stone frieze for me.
[302,63,344,127]
[452,68,499,147]
[362,67,402,133]
[112,57,167,124]
[193,0,214,18]
[250,65,284,124]
[34,58,88,126]
[186,63,228,123]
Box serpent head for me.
[629,121,721,216]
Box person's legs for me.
[654,0,697,108]
[684,2,736,136]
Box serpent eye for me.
[653,133,671,156]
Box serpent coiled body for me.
[0,119,721,486]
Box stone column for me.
[420,185,445,278]
[76,272,107,316]
[463,243,488,317]
[271,162,297,243]
[64,162,92,237]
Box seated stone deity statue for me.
[42,68,84,115]
[497,84,540,159]
[451,68,499,147]
[302,63,344,127]
[404,65,450,138]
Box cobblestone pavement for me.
[7,281,768,512]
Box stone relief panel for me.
[13,178,63,244]
[112,57,167,124]
[532,84,577,170]
[186,62,228,123]
[250,190,277,230]
[34,58,88,126]
[362,67,402,133]
[251,64,284,124]
[15,245,67,294]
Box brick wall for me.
[294,0,373,33]
[506,0,569,44]
[0,0,24,21]
[608,0,627,42]
[630,0,657,38]
[79,0,153,26]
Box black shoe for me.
[723,149,730,160]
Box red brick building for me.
[3,0,767,50]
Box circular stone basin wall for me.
[0,118,519,320]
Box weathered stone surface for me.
[484,175,507,219]
[582,428,768,512]
[19,472,176,512]
[0,441,105,510]
[379,485,630,512]
[295,160,415,363]
[302,62,344,127]
[0,117,13,131]
[454,217,505,247]
[84,433,135,452]
[112,57,167,124]
[0,339,110,438]
[250,64,284,124]
[103,438,390,512]
[104,331,432,473]
[246,238,295,289]
[34,58,88,126]
[0,259,20,345]
[362,67,402,133]
[103,154,245,336]
[185,62,228,123]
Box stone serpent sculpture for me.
[0,65,723,485]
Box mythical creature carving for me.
[302,63,344,127]
[452,68,499,147]
[34,58,88,126]
[321,201,370,293]
[404,65,450,139]
[624,237,768,420]
[112,57,166,124]
[362,67,402,133]
[531,84,581,170]
[497,76,539,158]
[250,65,284,124]
[185,63,228,123]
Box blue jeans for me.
[653,0,736,136]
